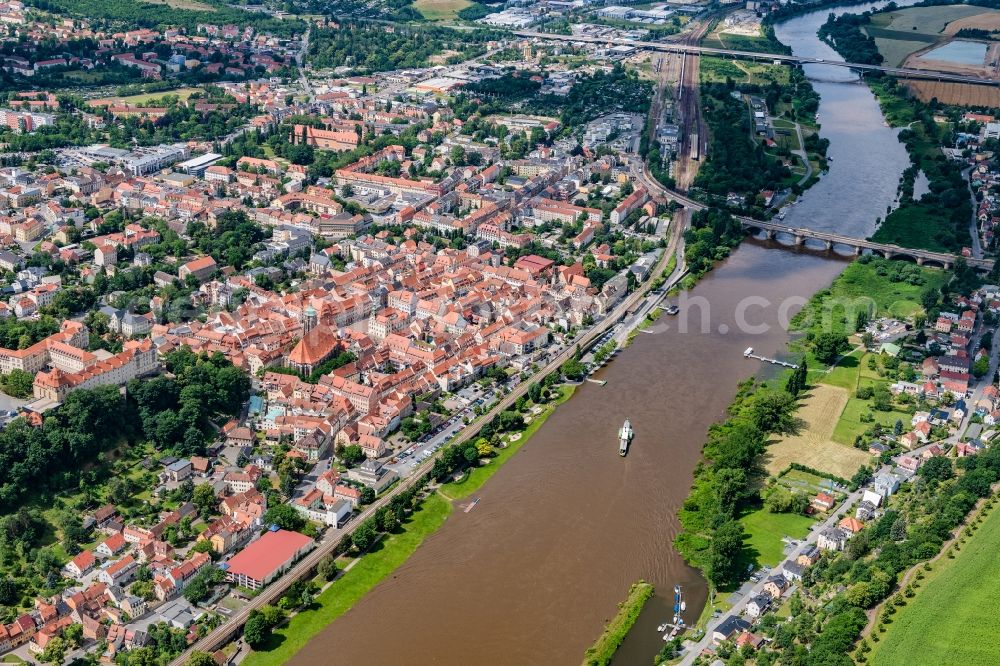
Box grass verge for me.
[241,493,452,666]
[583,581,655,666]
[439,384,576,501]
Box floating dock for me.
[463,498,481,513]
[659,584,687,640]
[743,347,799,369]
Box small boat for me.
[657,623,667,632]
[743,347,754,357]
[618,419,633,456]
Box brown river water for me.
[290,1,921,662]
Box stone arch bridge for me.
[742,219,994,272]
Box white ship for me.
[619,419,633,456]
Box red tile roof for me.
[225,529,312,583]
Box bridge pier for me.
[853,245,862,256]
[794,234,804,246]
[766,229,776,241]
[824,240,833,251]
[916,256,924,266]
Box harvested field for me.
[762,384,870,480]
[904,80,1000,107]
[870,4,986,35]
[941,10,1000,35]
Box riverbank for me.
[242,492,452,666]
[583,581,654,666]
[676,256,945,597]
[440,384,576,501]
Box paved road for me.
[963,167,984,260]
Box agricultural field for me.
[869,4,988,37]
[865,4,1000,69]
[412,0,472,21]
[739,507,815,566]
[763,383,870,478]
[904,80,1000,107]
[869,501,1000,666]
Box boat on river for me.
[618,419,633,456]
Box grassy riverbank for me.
[242,493,452,666]
[440,384,575,501]
[583,581,655,666]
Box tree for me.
[186,652,217,666]
[813,332,849,364]
[352,519,378,552]
[0,577,17,606]
[192,483,217,517]
[64,623,84,648]
[40,636,67,664]
[560,358,586,381]
[872,387,893,412]
[243,612,269,648]
[750,390,797,434]
[263,504,306,532]
[0,368,34,398]
[918,456,953,483]
[340,445,366,466]
[973,356,990,377]
[359,486,376,505]
[706,520,745,588]
[318,555,338,582]
[377,507,398,533]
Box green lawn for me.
[870,502,1000,666]
[819,348,864,390]
[241,493,453,666]
[820,350,912,445]
[412,0,471,20]
[832,396,911,445]
[739,508,815,567]
[777,468,837,495]
[439,385,575,501]
[109,87,202,105]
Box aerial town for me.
[0,0,998,664]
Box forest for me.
[693,84,791,208]
[26,0,305,36]
[0,349,249,512]
[307,24,502,73]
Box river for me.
[290,4,915,665]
